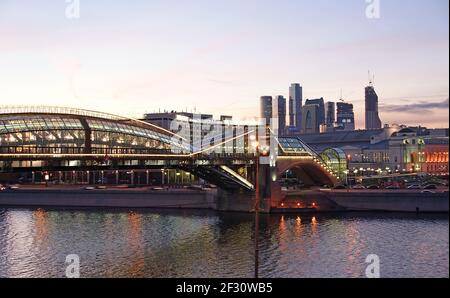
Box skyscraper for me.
[336,102,355,131]
[289,83,303,132]
[325,101,335,126]
[272,95,287,135]
[301,104,320,134]
[365,84,382,130]
[304,98,325,126]
[260,96,272,124]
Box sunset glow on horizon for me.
[0,0,448,128]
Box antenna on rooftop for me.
[339,88,345,102]
[368,70,375,86]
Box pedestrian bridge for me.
[0,106,339,191]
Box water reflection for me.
[126,212,144,277]
[0,208,448,278]
[33,208,48,244]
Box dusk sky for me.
[0,0,448,128]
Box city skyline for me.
[0,0,448,281]
[0,0,448,128]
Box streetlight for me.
[249,134,270,279]
[343,170,349,192]
[44,171,50,187]
[250,135,260,279]
[351,169,358,189]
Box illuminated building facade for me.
[423,139,449,175]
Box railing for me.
[0,106,126,121]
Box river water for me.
[0,208,448,278]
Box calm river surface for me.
[0,208,448,278]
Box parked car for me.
[8,184,20,190]
[423,184,437,190]
[186,185,203,191]
[385,185,400,190]
[407,184,422,189]
[96,185,107,189]
[84,186,95,190]
[203,184,217,189]
[352,184,366,189]
[421,190,435,194]
[367,185,380,190]
[333,185,346,190]
[150,186,164,191]
[0,184,5,191]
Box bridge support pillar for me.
[269,178,283,208]
[215,189,256,212]
[257,163,272,213]
[215,165,269,213]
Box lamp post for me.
[343,170,349,192]
[44,172,49,187]
[250,135,260,279]
[254,147,260,279]
[352,169,358,189]
[250,133,270,279]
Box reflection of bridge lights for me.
[312,216,317,224]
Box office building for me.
[272,95,287,135]
[336,102,355,131]
[325,102,335,126]
[260,96,272,124]
[365,84,382,130]
[301,104,320,134]
[289,83,303,132]
[304,98,325,126]
[144,111,260,154]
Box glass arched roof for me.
[0,106,189,152]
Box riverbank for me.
[0,185,448,213]
[0,186,216,209]
[281,189,449,213]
